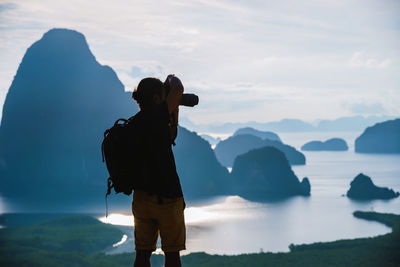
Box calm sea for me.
[1,131,400,255]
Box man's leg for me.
[132,192,159,267]
[158,198,185,267]
[134,250,152,267]
[165,252,181,267]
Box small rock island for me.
[231,146,310,199]
[346,173,399,200]
[301,138,348,151]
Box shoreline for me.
[0,209,394,254]
[1,211,399,266]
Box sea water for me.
[1,131,400,255]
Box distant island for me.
[200,134,221,146]
[179,115,397,134]
[355,118,400,153]
[233,127,281,142]
[301,138,348,151]
[215,134,305,167]
[230,146,310,199]
[346,173,400,200]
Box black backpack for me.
[101,114,144,215]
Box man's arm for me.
[166,75,184,114]
[170,107,179,142]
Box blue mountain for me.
[0,29,230,210]
[355,118,400,153]
[0,28,317,210]
[180,116,396,134]
[174,128,229,199]
[199,134,221,146]
[0,29,137,209]
[231,146,310,199]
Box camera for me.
[164,76,199,107]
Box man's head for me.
[132,77,165,110]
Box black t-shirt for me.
[132,101,183,198]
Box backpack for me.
[101,114,144,215]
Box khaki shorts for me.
[132,190,186,252]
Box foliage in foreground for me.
[0,215,122,267]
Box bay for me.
[102,131,400,255]
[1,131,399,255]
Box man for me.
[131,75,185,267]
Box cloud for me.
[0,3,17,13]
[348,52,392,69]
[0,0,399,123]
[347,102,387,115]
[128,65,163,78]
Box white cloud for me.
[348,52,392,69]
[345,102,387,115]
[0,0,399,123]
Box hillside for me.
[0,28,136,208]
[230,146,310,198]
[355,118,400,153]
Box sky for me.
[0,0,399,124]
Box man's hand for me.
[165,74,184,114]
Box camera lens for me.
[180,94,199,107]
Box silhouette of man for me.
[131,75,185,267]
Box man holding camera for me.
[131,75,191,267]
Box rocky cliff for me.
[231,146,310,199]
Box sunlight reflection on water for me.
[99,213,133,226]
[98,196,254,227]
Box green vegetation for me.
[0,215,122,267]
[1,212,399,266]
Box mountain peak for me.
[24,28,95,66]
[43,28,86,40]
[41,28,89,51]
[0,29,137,208]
